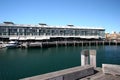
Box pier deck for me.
[80,68,120,80]
[20,65,94,80]
[20,66,120,80]
[25,41,120,48]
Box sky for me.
[0,0,120,33]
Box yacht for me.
[6,41,19,48]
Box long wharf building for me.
[0,22,105,41]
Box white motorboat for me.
[6,41,19,48]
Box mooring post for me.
[81,50,89,66]
[90,50,96,68]
[81,49,96,68]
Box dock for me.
[21,41,120,48]
[20,65,94,80]
[20,64,120,80]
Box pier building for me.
[0,22,105,41]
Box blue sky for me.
[0,0,120,33]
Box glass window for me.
[60,29,64,35]
[39,28,45,35]
[46,29,51,35]
[75,30,79,35]
[52,29,55,35]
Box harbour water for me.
[0,46,120,80]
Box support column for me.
[65,41,67,46]
[81,50,89,66]
[109,41,110,46]
[40,42,42,48]
[103,41,104,46]
[74,41,76,46]
[89,41,91,47]
[90,50,96,68]
[116,41,117,46]
[82,41,83,47]
[56,41,58,47]
[96,41,98,46]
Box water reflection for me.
[0,48,7,56]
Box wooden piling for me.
[56,41,58,47]
[89,41,91,47]
[109,41,110,46]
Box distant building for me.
[0,22,105,41]
[105,32,120,41]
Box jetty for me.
[20,40,120,48]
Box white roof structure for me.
[0,22,105,30]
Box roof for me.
[0,23,105,30]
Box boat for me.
[6,41,20,48]
[0,41,6,49]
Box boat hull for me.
[6,44,19,48]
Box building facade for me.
[105,32,120,41]
[0,22,105,41]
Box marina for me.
[0,22,120,80]
[1,0,120,79]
